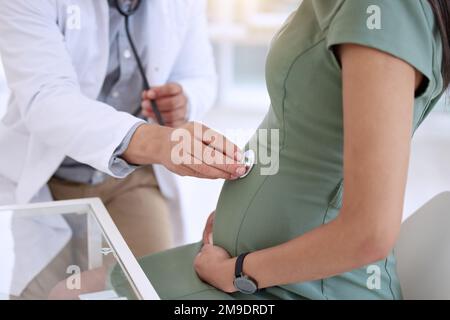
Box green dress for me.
[111,0,443,300]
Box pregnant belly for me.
[212,169,266,256]
[213,164,337,256]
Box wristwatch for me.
[233,253,258,294]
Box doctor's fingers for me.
[156,95,188,111]
[143,106,187,124]
[168,151,234,180]
[198,129,243,163]
[169,163,210,179]
[167,140,237,179]
[166,119,188,128]
[143,83,183,100]
[141,95,187,112]
[187,143,246,178]
[142,111,186,128]
[178,122,244,166]
[183,161,239,180]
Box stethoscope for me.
[114,0,165,125]
[115,0,256,178]
[240,150,255,178]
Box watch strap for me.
[235,252,250,278]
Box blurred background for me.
[0,60,6,120]
[0,0,448,244]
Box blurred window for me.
[208,0,299,111]
[207,0,449,113]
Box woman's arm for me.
[195,44,422,292]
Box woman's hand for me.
[202,211,215,245]
[194,244,237,293]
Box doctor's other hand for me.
[202,211,215,245]
[141,83,188,128]
[123,122,247,180]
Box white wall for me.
[0,60,7,119]
[0,61,13,299]
[404,110,450,220]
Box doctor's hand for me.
[141,83,188,128]
[123,122,247,180]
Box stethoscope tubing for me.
[115,0,165,125]
[123,16,165,125]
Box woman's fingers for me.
[202,226,210,245]
[202,212,215,245]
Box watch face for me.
[234,276,257,294]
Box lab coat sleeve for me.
[0,1,143,177]
[168,0,218,121]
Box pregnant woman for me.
[111,0,448,299]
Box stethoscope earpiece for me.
[239,150,256,179]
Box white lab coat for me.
[0,0,216,295]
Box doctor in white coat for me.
[0,0,246,298]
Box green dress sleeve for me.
[323,0,435,83]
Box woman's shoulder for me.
[312,0,433,29]
[311,0,438,82]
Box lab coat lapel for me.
[144,0,166,85]
[57,0,109,99]
[90,0,110,99]
[80,0,110,99]
[143,0,176,85]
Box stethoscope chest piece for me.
[240,150,256,179]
